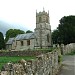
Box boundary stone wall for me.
[60,43,75,55]
[0,50,50,56]
[0,49,61,75]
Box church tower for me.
[34,9,51,48]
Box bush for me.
[58,55,62,63]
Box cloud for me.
[0,20,27,36]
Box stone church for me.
[6,10,52,50]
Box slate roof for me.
[15,33,35,40]
[6,38,15,45]
[6,33,35,45]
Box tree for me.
[52,29,59,44]
[0,32,5,49]
[52,15,75,45]
[5,29,25,42]
[58,15,75,44]
[26,30,33,33]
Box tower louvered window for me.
[47,34,49,42]
[39,17,42,23]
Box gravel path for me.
[59,55,75,75]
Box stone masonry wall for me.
[60,43,75,55]
[0,49,61,75]
[0,50,50,56]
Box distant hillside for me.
[0,21,27,36]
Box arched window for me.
[46,17,48,23]
[39,17,42,23]
[47,34,49,42]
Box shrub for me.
[58,55,62,63]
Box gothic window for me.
[39,17,42,23]
[47,34,49,42]
[27,40,30,46]
[36,39,38,45]
[46,17,48,23]
[21,41,23,46]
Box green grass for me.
[0,63,6,70]
[35,47,56,52]
[0,56,36,69]
[0,48,56,69]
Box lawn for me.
[0,56,36,69]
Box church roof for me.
[6,38,15,45]
[15,33,35,40]
[6,33,35,45]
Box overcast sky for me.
[0,0,75,32]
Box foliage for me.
[58,55,62,63]
[26,30,33,33]
[52,29,60,44]
[52,15,75,45]
[0,32,5,49]
[5,29,25,42]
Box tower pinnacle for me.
[43,7,45,12]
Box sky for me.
[0,0,75,33]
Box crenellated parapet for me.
[36,10,50,24]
